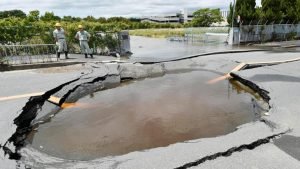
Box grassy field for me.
[129,27,229,38]
[129,28,185,38]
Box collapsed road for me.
[1,50,300,168]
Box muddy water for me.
[28,71,256,160]
[129,36,253,62]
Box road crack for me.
[174,131,289,169]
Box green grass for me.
[129,27,229,38]
[129,28,185,38]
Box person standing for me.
[75,25,93,58]
[53,23,69,59]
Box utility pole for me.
[232,0,236,28]
[232,0,236,43]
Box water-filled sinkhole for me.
[27,71,258,160]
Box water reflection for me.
[130,36,233,62]
[28,71,256,160]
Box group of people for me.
[53,23,93,59]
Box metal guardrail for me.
[0,44,57,65]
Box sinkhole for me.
[27,71,260,160]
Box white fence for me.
[168,27,229,43]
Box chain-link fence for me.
[169,27,229,43]
[0,44,57,65]
[240,24,300,43]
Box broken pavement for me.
[1,50,300,168]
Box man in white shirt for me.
[75,25,93,58]
[53,23,69,59]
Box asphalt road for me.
[1,50,300,168]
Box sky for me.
[0,0,262,18]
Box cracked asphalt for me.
[1,50,300,168]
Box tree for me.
[228,0,258,26]
[236,0,257,24]
[62,16,73,22]
[40,12,61,21]
[62,16,81,22]
[129,17,141,22]
[280,0,298,23]
[228,0,300,24]
[297,0,300,22]
[0,17,36,44]
[191,8,222,27]
[107,17,129,23]
[265,0,300,23]
[261,0,284,23]
[0,10,26,19]
[83,16,97,22]
[97,17,107,23]
[27,10,40,22]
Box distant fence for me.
[0,44,57,65]
[168,27,229,43]
[240,24,300,43]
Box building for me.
[141,9,229,25]
[141,9,193,24]
[220,10,229,19]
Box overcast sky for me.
[0,0,262,18]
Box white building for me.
[141,9,193,24]
[141,9,229,25]
[220,10,229,19]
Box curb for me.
[137,49,267,64]
[1,61,85,71]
